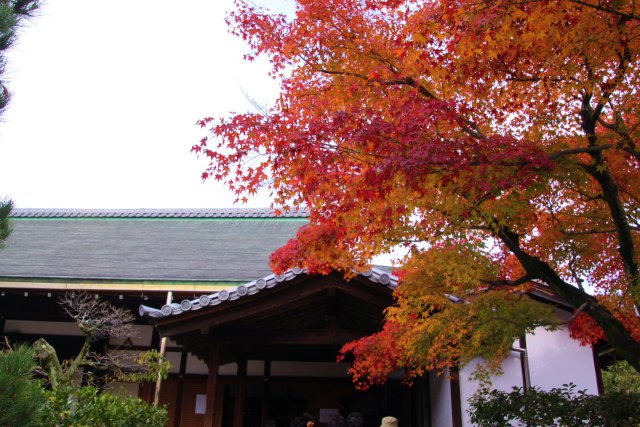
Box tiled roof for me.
[1,209,308,282]
[139,266,398,318]
[11,208,309,219]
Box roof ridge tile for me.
[11,207,310,219]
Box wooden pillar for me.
[204,342,221,427]
[173,349,188,427]
[233,359,248,427]
[402,380,412,427]
[518,336,531,391]
[260,360,271,427]
[141,328,161,404]
[592,346,605,395]
[154,291,173,407]
[449,367,462,427]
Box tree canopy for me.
[195,0,640,385]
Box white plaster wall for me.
[6,320,154,348]
[140,351,194,376]
[459,352,523,427]
[164,350,183,374]
[4,319,83,336]
[177,358,352,378]
[109,324,154,347]
[431,321,598,427]
[186,353,209,375]
[429,370,453,427]
[526,324,598,393]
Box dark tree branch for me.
[566,0,640,22]
[494,223,640,373]
[559,228,617,236]
[547,144,614,160]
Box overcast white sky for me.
[0,1,289,209]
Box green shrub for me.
[468,383,640,426]
[0,344,45,427]
[602,361,640,395]
[43,385,168,427]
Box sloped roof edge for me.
[11,208,309,219]
[139,267,398,319]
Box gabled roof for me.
[1,208,307,282]
[140,266,398,318]
[144,269,399,363]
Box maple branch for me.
[597,114,640,164]
[500,66,568,83]
[564,181,605,202]
[559,227,617,236]
[318,68,438,98]
[574,85,640,304]
[565,302,589,323]
[568,253,586,292]
[317,141,381,164]
[565,0,640,22]
[591,32,632,121]
[547,144,614,160]
[583,158,640,291]
[494,222,640,372]
[318,68,487,140]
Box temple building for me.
[0,208,601,427]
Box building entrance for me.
[220,377,406,427]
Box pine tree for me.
[0,344,45,427]
[0,0,40,114]
[0,0,40,243]
[0,199,11,246]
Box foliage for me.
[339,245,559,387]
[43,385,168,427]
[59,291,135,339]
[603,360,640,394]
[0,198,12,247]
[0,0,39,114]
[114,349,171,384]
[0,344,45,427]
[468,383,640,427]
[195,0,640,384]
[34,293,170,392]
[1,296,168,427]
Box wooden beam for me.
[164,287,329,334]
[261,360,271,427]
[220,328,363,346]
[204,341,221,427]
[233,359,247,427]
[336,284,392,310]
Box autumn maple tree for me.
[194,0,640,386]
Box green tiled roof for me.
[1,209,307,282]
